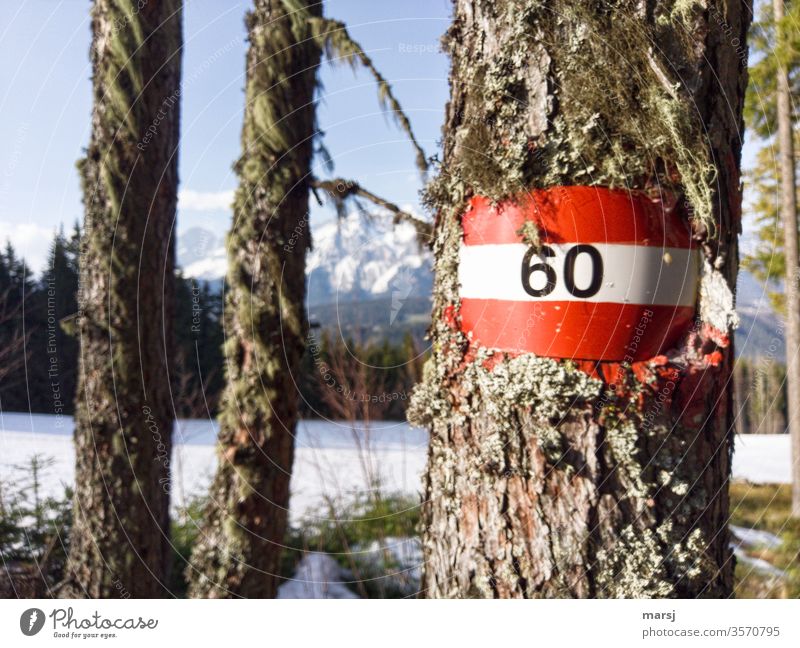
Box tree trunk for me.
[410,0,750,598]
[64,0,182,598]
[773,0,800,518]
[187,0,320,598]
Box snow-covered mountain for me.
[734,270,785,360]
[305,212,432,306]
[178,212,434,307]
[178,227,226,281]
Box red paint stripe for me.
[459,298,695,361]
[462,187,694,248]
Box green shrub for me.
[0,455,72,596]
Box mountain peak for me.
[306,211,432,305]
[177,211,434,306]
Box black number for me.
[521,245,556,297]
[520,243,604,298]
[563,244,603,298]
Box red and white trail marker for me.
[458,187,700,362]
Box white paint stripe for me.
[458,243,700,306]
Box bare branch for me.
[311,177,433,244]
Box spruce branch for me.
[311,177,433,243]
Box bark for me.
[410,0,750,598]
[63,0,182,598]
[187,0,321,598]
[773,0,800,518]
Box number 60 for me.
[521,244,603,298]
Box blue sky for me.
[0,1,760,275]
[0,0,452,273]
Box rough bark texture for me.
[187,0,320,598]
[64,0,182,598]
[773,0,800,518]
[409,0,750,598]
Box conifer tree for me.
[62,0,182,598]
[189,0,427,598]
[410,0,750,597]
[744,0,800,516]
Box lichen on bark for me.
[64,0,182,598]
[411,0,749,598]
[187,0,321,599]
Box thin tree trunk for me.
[63,0,182,598]
[410,0,750,598]
[773,0,800,518]
[187,0,321,598]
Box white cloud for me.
[178,189,234,212]
[183,246,227,281]
[0,221,57,275]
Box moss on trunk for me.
[187,0,321,599]
[64,0,182,598]
[410,0,750,598]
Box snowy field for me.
[0,412,792,520]
[1,413,792,598]
[0,413,427,522]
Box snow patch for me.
[277,554,358,599]
[730,525,783,550]
[732,548,786,579]
[731,434,792,484]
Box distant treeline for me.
[733,357,788,436]
[0,228,81,415]
[0,227,223,419]
[0,230,426,421]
